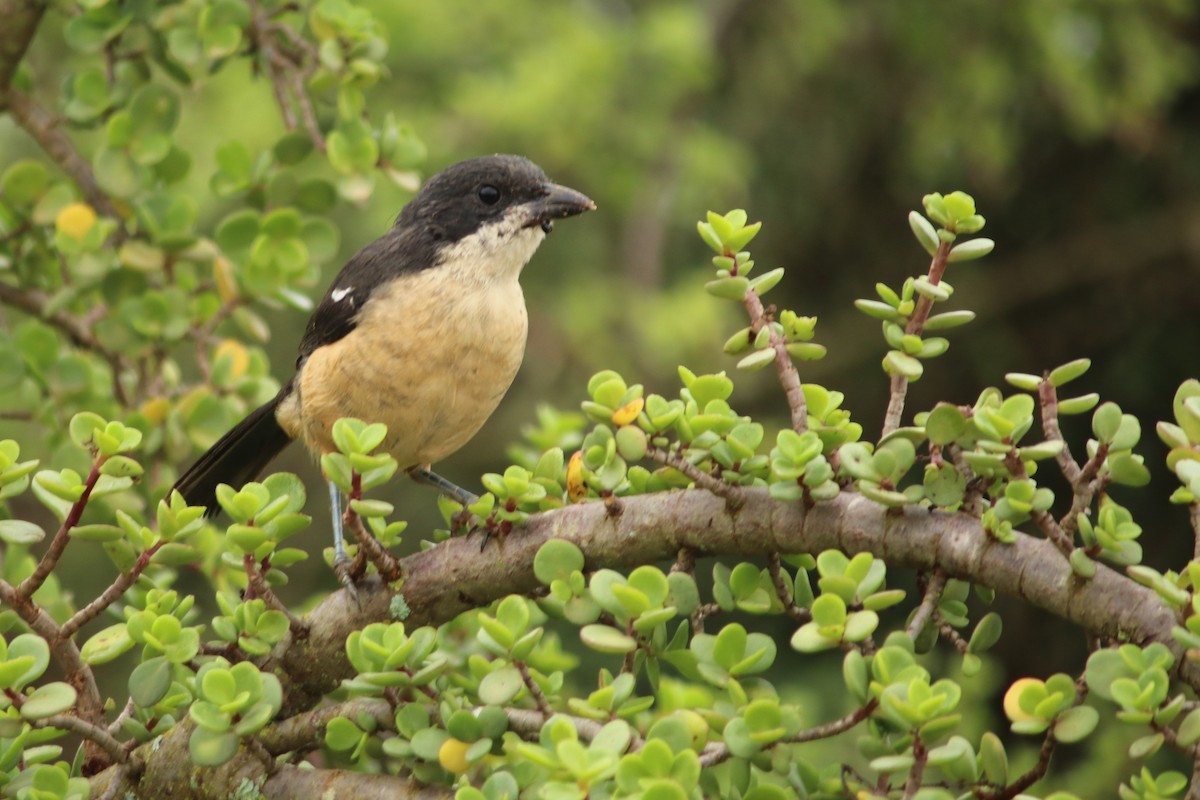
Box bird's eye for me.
[478,184,501,205]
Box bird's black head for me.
[396,155,595,244]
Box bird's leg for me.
[406,465,481,534]
[329,480,357,598]
[406,465,480,506]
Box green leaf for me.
[0,519,45,545]
[925,404,967,445]
[1049,358,1091,387]
[129,656,173,708]
[478,666,524,706]
[1057,394,1101,416]
[20,682,78,720]
[923,310,975,331]
[324,716,365,752]
[705,276,749,301]
[580,624,637,654]
[882,350,923,380]
[189,727,238,766]
[1053,705,1098,743]
[854,299,902,321]
[80,623,134,665]
[908,211,939,256]
[947,237,994,262]
[1,160,49,206]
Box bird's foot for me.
[333,555,360,604]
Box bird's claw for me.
[333,555,359,605]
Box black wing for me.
[295,223,440,369]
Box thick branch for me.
[0,579,107,770]
[268,487,1192,716]
[89,487,1193,795]
[90,716,454,800]
[4,90,122,219]
[0,0,43,98]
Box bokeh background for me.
[4,0,1200,791]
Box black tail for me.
[173,387,293,514]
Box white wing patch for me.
[331,286,353,303]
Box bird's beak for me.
[525,182,596,232]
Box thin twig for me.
[670,547,696,575]
[247,0,326,153]
[344,506,402,581]
[766,552,811,623]
[1004,451,1074,556]
[906,569,947,641]
[1037,381,1082,484]
[288,69,326,153]
[1192,503,1200,562]
[882,239,953,436]
[978,728,1057,800]
[645,444,743,505]
[902,732,927,799]
[244,554,310,635]
[59,541,164,638]
[35,714,126,763]
[1038,379,1112,541]
[0,0,45,97]
[107,697,135,737]
[691,601,720,634]
[741,287,808,433]
[934,614,969,654]
[18,459,103,599]
[515,661,553,717]
[699,699,877,767]
[4,90,122,221]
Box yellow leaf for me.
[56,202,97,240]
[438,737,471,773]
[567,450,587,503]
[213,255,239,303]
[611,397,644,427]
[1003,677,1044,723]
[213,339,249,379]
[140,397,170,425]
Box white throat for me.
[436,214,547,288]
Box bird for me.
[173,154,595,580]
